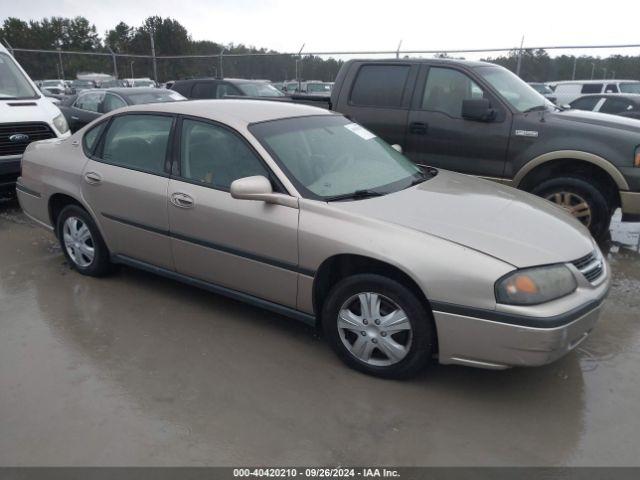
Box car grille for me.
[0,122,56,157]
[572,251,604,283]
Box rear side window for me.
[605,83,619,93]
[421,67,484,117]
[581,84,603,94]
[192,82,217,99]
[99,114,173,175]
[75,92,104,112]
[350,65,410,108]
[600,97,635,114]
[83,122,106,155]
[570,96,601,111]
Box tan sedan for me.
[17,100,610,378]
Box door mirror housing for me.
[230,176,298,209]
[462,98,496,122]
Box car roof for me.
[115,99,333,127]
[551,79,640,85]
[572,93,640,102]
[173,78,270,85]
[343,57,494,68]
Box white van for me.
[549,79,640,106]
[0,44,70,193]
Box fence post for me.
[56,46,65,79]
[107,47,118,78]
[218,46,226,79]
[149,30,158,82]
[572,57,577,80]
[296,43,305,91]
[396,40,403,59]
[515,36,524,77]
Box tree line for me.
[1,15,638,83]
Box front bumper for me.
[434,303,602,369]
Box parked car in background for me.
[41,79,70,94]
[171,78,285,99]
[303,81,333,96]
[17,100,610,378]
[123,78,157,88]
[0,43,70,194]
[271,81,284,91]
[161,80,175,89]
[283,81,300,93]
[97,79,126,88]
[569,94,640,120]
[528,82,557,103]
[549,80,640,105]
[58,87,186,132]
[306,58,640,238]
[70,79,96,94]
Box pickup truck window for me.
[475,66,547,113]
[350,65,409,108]
[250,115,424,200]
[581,84,603,94]
[421,67,484,118]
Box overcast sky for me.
[2,0,640,59]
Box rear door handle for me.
[170,192,194,209]
[409,121,428,134]
[84,172,102,185]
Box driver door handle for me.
[84,171,102,185]
[170,192,194,209]
[409,121,428,134]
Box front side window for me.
[599,98,634,114]
[192,82,217,99]
[102,93,127,113]
[581,84,603,94]
[179,119,268,189]
[350,65,410,108]
[0,53,38,100]
[100,114,173,174]
[250,115,425,200]
[475,66,549,112]
[75,92,104,112]
[605,83,619,93]
[216,83,242,98]
[422,67,484,117]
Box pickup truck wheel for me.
[531,176,611,239]
[322,274,434,379]
[56,205,112,277]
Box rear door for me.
[167,117,299,307]
[405,65,511,176]
[81,113,175,269]
[334,62,418,147]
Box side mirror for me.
[230,176,298,209]
[391,144,403,154]
[462,98,496,122]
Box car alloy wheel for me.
[337,292,413,367]
[62,216,95,268]
[545,191,592,227]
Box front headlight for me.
[495,264,577,305]
[52,113,69,135]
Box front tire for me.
[56,205,112,277]
[322,274,434,379]
[531,176,612,239]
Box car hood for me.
[550,108,640,133]
[330,170,595,268]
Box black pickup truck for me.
[300,59,640,239]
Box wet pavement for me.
[0,196,639,467]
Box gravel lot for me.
[1,197,639,466]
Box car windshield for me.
[237,82,285,97]
[100,80,125,88]
[133,80,155,87]
[127,90,186,104]
[250,115,427,200]
[476,66,550,112]
[73,80,94,88]
[619,83,640,94]
[0,53,38,99]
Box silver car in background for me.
[17,100,610,378]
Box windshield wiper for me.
[325,189,385,202]
[522,104,548,114]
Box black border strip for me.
[102,213,316,277]
[15,183,41,198]
[431,296,607,329]
[112,254,316,327]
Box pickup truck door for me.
[332,63,418,147]
[405,65,511,177]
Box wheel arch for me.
[48,193,90,234]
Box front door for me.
[167,117,299,307]
[405,66,511,177]
[81,113,175,269]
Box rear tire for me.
[56,205,112,277]
[531,176,612,239]
[322,274,434,379]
